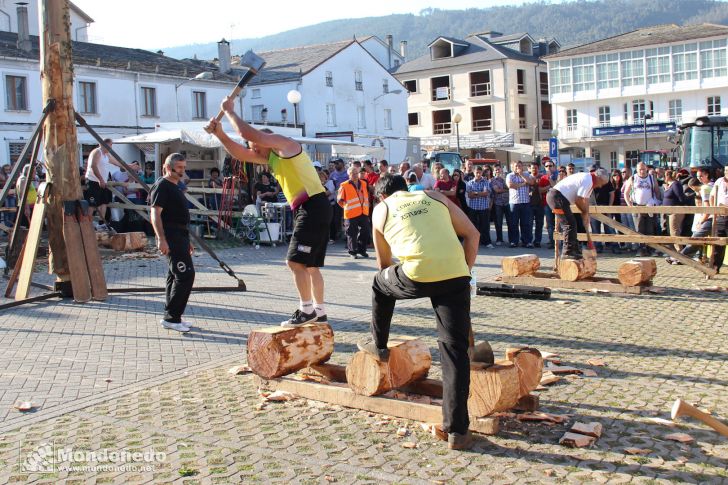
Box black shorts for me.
[287,193,333,267]
[85,180,112,207]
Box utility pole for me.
[39,0,82,292]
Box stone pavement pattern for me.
[0,242,727,483]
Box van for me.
[425,151,464,174]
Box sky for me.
[71,0,530,49]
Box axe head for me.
[239,50,266,74]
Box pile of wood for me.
[96,231,147,252]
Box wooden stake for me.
[15,183,50,300]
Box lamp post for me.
[372,89,403,134]
[452,113,462,154]
[643,113,653,152]
[174,71,213,121]
[287,89,302,131]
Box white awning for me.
[331,144,386,160]
[497,143,535,157]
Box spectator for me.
[452,169,468,211]
[387,166,397,175]
[418,162,436,189]
[529,161,550,248]
[567,163,576,176]
[589,165,615,253]
[557,166,567,181]
[610,169,626,251]
[434,168,458,206]
[255,172,279,213]
[363,160,379,188]
[662,170,686,251]
[337,166,370,259]
[667,175,713,265]
[463,159,474,181]
[377,159,388,175]
[328,159,348,241]
[15,164,37,227]
[543,159,559,249]
[465,165,493,247]
[432,162,444,181]
[709,169,727,271]
[398,161,411,176]
[319,168,336,245]
[506,161,533,248]
[206,167,223,210]
[490,165,510,246]
[1,164,16,226]
[406,171,424,192]
[624,162,661,256]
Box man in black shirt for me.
[150,153,195,332]
[590,165,615,253]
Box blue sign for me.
[549,137,558,159]
[592,122,676,137]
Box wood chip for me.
[518,412,570,424]
[676,456,689,464]
[582,369,598,377]
[586,358,607,367]
[14,401,34,412]
[255,403,266,410]
[324,475,337,482]
[665,433,694,443]
[570,421,603,438]
[396,427,409,437]
[546,364,583,375]
[263,390,298,402]
[648,417,676,427]
[544,469,555,477]
[625,447,652,455]
[559,432,596,447]
[701,285,725,292]
[540,371,561,385]
[401,441,418,449]
[554,300,571,305]
[540,351,561,360]
[104,378,113,383]
[228,365,252,375]
[646,287,665,294]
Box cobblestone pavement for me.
[0,240,727,483]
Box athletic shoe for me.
[315,314,328,324]
[356,341,389,361]
[448,431,474,450]
[348,252,359,259]
[526,243,534,249]
[485,243,494,249]
[281,309,317,327]
[495,241,503,246]
[328,239,335,245]
[509,243,517,248]
[358,251,370,259]
[161,320,190,333]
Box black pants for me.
[164,230,195,323]
[371,265,471,434]
[469,209,491,245]
[330,204,343,240]
[635,212,656,253]
[546,189,580,257]
[345,214,370,255]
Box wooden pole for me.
[39,0,82,289]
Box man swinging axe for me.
[546,168,610,260]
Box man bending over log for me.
[207,97,332,326]
[357,174,480,450]
[546,168,610,260]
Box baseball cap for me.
[312,161,322,169]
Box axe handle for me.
[672,399,728,437]
[208,68,260,128]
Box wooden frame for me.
[501,271,647,295]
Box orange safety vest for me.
[338,180,370,219]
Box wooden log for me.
[559,256,597,281]
[501,254,540,277]
[505,347,544,398]
[247,324,334,379]
[346,336,431,396]
[618,258,657,286]
[468,360,520,417]
[513,394,540,412]
[109,232,147,252]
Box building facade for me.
[394,31,559,164]
[545,23,728,169]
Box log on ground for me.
[502,254,541,276]
[109,232,147,251]
[468,360,520,417]
[247,323,334,379]
[559,256,597,281]
[346,336,431,396]
[617,258,657,286]
[505,347,544,397]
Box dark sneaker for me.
[534,242,541,248]
[348,252,359,259]
[281,309,317,327]
[509,243,517,248]
[358,251,370,259]
[315,314,328,324]
[448,431,474,450]
[526,243,534,249]
[356,341,389,361]
[547,242,555,249]
[562,252,583,260]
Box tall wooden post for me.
[39,0,82,288]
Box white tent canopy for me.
[497,143,535,158]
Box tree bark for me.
[346,337,431,396]
[247,324,334,379]
[501,254,540,276]
[468,360,520,417]
[505,347,544,398]
[559,257,597,281]
[618,258,657,286]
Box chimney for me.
[399,40,407,62]
[16,2,31,54]
[385,34,393,69]
[218,38,231,74]
[156,50,164,56]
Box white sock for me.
[299,300,314,314]
[314,303,326,316]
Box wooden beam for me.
[501,272,646,295]
[572,205,728,215]
[107,202,244,218]
[15,184,49,300]
[553,233,728,246]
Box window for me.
[408,112,420,126]
[325,71,333,87]
[432,109,452,135]
[539,72,549,96]
[518,104,527,129]
[592,149,600,163]
[541,101,552,130]
[549,59,571,94]
[673,43,698,81]
[521,138,532,146]
[383,109,392,130]
[632,99,646,123]
[596,53,619,89]
[403,80,417,93]
[517,69,526,94]
[646,47,670,84]
[572,56,595,92]
[566,109,577,129]
[431,76,450,101]
[620,50,644,87]
[623,103,629,123]
[471,106,492,131]
[357,106,366,129]
[610,151,618,168]
[708,96,721,116]
[700,39,727,79]
[251,88,261,99]
[9,142,25,164]
[78,81,97,114]
[669,99,683,122]
[598,106,611,126]
[5,75,27,110]
[141,87,157,116]
[326,103,336,126]
[354,71,363,91]
[251,104,265,122]
[192,91,206,119]
[469,70,491,96]
[382,79,389,94]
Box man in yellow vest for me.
[337,166,371,259]
[207,96,332,327]
[358,173,480,450]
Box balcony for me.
[541,119,553,130]
[433,122,452,135]
[470,82,491,97]
[472,119,492,132]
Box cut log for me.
[559,432,596,447]
[247,324,334,379]
[570,421,603,438]
[617,258,657,286]
[559,256,597,281]
[505,347,544,398]
[109,232,147,252]
[346,336,431,396]
[468,360,520,417]
[501,254,540,276]
[513,394,540,412]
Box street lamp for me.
[372,89,403,134]
[175,71,213,121]
[643,113,653,152]
[452,113,462,154]
[287,89,302,129]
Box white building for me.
[236,37,410,163]
[394,31,560,164]
[0,0,92,41]
[544,23,728,169]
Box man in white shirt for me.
[418,162,436,190]
[84,139,139,226]
[546,169,610,259]
[709,170,727,271]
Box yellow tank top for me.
[382,191,469,283]
[267,150,323,210]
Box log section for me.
[247,324,334,379]
[505,347,544,398]
[502,254,540,277]
[468,360,520,417]
[559,257,597,281]
[617,258,656,286]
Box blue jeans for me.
[509,203,533,245]
[3,195,17,225]
[590,217,615,250]
[532,204,545,244]
[469,208,491,245]
[494,204,509,242]
[545,205,555,245]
